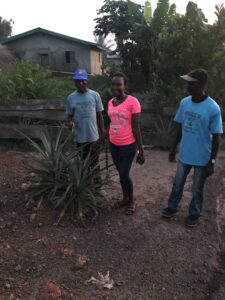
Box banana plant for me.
[144,1,152,24]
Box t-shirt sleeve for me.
[66,96,73,116]
[131,97,141,114]
[95,93,104,112]
[209,108,223,134]
[174,102,183,124]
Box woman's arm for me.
[132,113,145,165]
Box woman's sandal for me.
[125,202,136,215]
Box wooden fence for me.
[0,99,176,140]
[0,99,68,140]
[0,99,224,148]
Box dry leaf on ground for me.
[86,271,114,289]
[45,281,63,299]
[62,246,75,257]
[74,255,89,270]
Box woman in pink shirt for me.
[96,72,145,214]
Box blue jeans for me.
[109,142,137,193]
[168,161,207,218]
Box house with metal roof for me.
[0,27,103,74]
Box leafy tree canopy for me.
[0,17,13,40]
[95,1,225,108]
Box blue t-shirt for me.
[66,89,104,143]
[174,96,223,166]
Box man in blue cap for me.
[161,69,223,227]
[66,69,105,192]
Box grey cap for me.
[180,69,208,83]
[180,74,198,82]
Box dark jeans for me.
[168,161,207,218]
[76,142,102,188]
[109,142,137,193]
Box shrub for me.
[88,74,111,106]
[0,45,15,73]
[20,128,112,225]
[0,60,74,100]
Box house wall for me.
[90,50,102,75]
[5,32,102,73]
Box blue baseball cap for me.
[73,69,88,80]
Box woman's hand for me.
[136,150,145,165]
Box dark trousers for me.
[109,142,137,193]
[76,143,102,188]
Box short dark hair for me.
[111,72,128,85]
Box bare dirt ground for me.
[0,149,225,300]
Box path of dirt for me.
[0,149,225,300]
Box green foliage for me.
[95,0,225,107]
[0,16,13,39]
[88,75,111,106]
[0,60,112,103]
[206,4,225,109]
[94,34,115,51]
[0,60,74,100]
[153,115,174,134]
[144,1,152,24]
[20,128,111,224]
[95,0,176,92]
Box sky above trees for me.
[1,0,225,41]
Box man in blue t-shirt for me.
[162,69,223,227]
[66,69,104,191]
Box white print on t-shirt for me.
[109,110,127,132]
[184,111,201,134]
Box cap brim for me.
[180,75,198,82]
[73,76,88,80]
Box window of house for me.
[39,54,49,67]
[65,51,75,63]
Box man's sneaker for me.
[161,208,177,219]
[185,216,199,227]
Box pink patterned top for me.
[108,95,141,146]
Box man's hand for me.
[68,121,75,131]
[169,150,176,162]
[136,150,145,165]
[205,162,214,177]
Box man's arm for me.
[97,112,104,137]
[66,95,75,131]
[205,134,220,177]
[210,134,220,160]
[169,123,182,162]
[68,115,75,131]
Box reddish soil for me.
[0,149,225,300]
